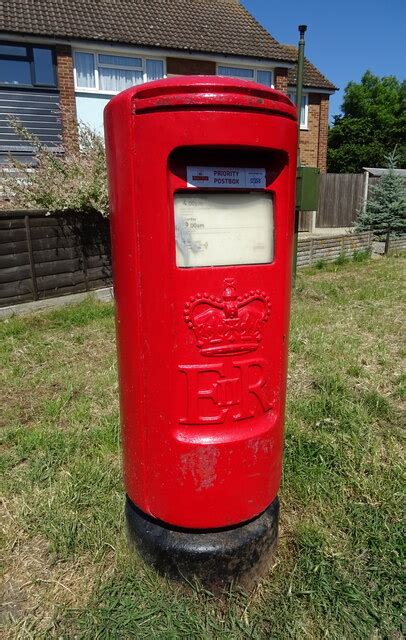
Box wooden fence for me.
[317,173,366,228]
[297,231,373,268]
[386,235,406,252]
[0,210,112,307]
[298,210,313,232]
[0,208,394,309]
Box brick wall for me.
[55,45,78,152]
[299,93,329,173]
[274,67,288,93]
[317,95,329,173]
[166,57,216,76]
[275,70,329,172]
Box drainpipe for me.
[293,24,307,283]
[296,25,307,154]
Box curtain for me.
[299,96,307,127]
[99,54,142,67]
[218,66,254,79]
[288,93,307,127]
[256,70,272,87]
[99,67,143,91]
[146,59,164,81]
[75,52,164,91]
[75,52,96,88]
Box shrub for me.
[335,252,349,265]
[353,249,371,262]
[1,120,109,217]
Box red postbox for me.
[105,77,297,587]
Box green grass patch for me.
[1,257,405,638]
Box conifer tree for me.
[356,150,406,237]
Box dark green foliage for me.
[328,71,406,173]
[352,249,371,262]
[334,252,349,265]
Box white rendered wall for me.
[75,93,111,135]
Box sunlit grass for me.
[1,254,404,639]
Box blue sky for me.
[243,0,406,121]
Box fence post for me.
[24,215,38,301]
[76,215,90,292]
[362,170,369,213]
[384,226,391,255]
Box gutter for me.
[288,85,338,94]
[0,32,297,68]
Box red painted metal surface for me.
[104,77,297,529]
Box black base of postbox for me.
[125,495,279,591]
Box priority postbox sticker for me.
[187,166,266,189]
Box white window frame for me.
[216,63,274,88]
[288,91,309,130]
[73,49,166,94]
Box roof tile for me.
[1,0,336,90]
[285,46,337,90]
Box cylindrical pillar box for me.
[104,77,297,589]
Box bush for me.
[335,252,349,265]
[353,249,371,262]
[1,120,109,217]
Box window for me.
[74,51,165,93]
[0,43,56,87]
[288,92,309,129]
[218,65,273,87]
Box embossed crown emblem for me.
[184,278,271,357]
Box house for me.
[0,0,336,170]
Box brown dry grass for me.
[1,255,405,639]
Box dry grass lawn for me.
[1,252,405,639]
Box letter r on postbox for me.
[178,358,272,424]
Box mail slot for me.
[104,76,298,588]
